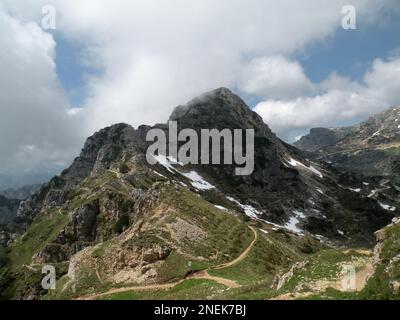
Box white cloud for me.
[2,0,394,133]
[254,55,400,140]
[0,10,81,175]
[0,0,398,176]
[363,57,400,106]
[238,56,315,100]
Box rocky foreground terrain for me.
[0,88,399,300]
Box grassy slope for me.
[45,184,258,299]
[45,182,330,300]
[0,170,125,299]
[82,225,325,300]
[1,209,70,298]
[3,165,399,300]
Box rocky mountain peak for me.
[170,87,243,119]
[2,88,399,300]
[8,88,397,259]
[169,87,276,141]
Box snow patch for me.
[372,130,381,137]
[153,170,166,178]
[368,190,378,198]
[151,154,215,190]
[214,205,228,211]
[226,197,307,235]
[293,210,306,219]
[287,158,323,178]
[152,154,176,173]
[226,196,262,218]
[180,171,215,190]
[285,216,303,234]
[314,234,326,243]
[379,202,396,212]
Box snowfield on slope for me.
[286,158,323,179]
[151,154,215,190]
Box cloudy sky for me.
[0,0,400,181]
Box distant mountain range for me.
[0,172,54,191]
[0,195,19,225]
[295,107,400,181]
[0,184,43,200]
[295,107,400,208]
[0,88,398,300]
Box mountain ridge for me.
[14,88,396,246]
[295,106,400,202]
[0,88,398,300]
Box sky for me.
[0,0,400,182]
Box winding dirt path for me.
[78,281,185,300]
[187,270,240,288]
[78,226,258,300]
[214,227,258,270]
